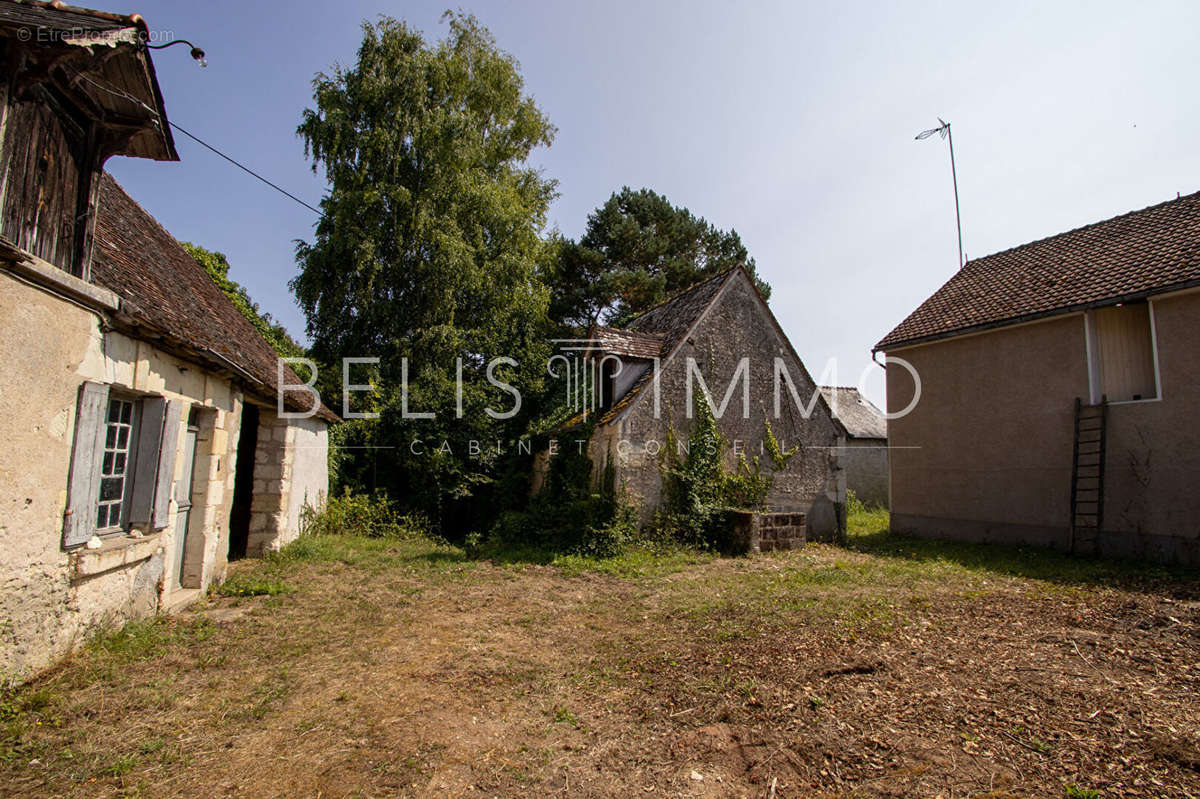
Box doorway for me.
[227,402,259,560]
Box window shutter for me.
[151,400,184,530]
[128,398,166,527]
[62,381,109,549]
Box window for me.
[97,397,139,531]
[62,382,184,549]
[1087,301,1160,403]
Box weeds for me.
[214,574,291,597]
[300,489,430,539]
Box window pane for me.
[100,477,123,501]
[97,396,138,532]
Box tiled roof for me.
[598,269,738,423]
[877,190,1200,350]
[0,1,178,161]
[91,173,338,422]
[589,326,665,360]
[819,387,886,440]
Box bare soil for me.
[3,529,1198,798]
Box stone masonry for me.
[246,411,295,557]
[729,511,808,554]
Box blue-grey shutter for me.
[62,381,109,549]
[151,400,183,530]
[128,398,166,527]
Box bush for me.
[655,394,795,549]
[481,428,641,558]
[300,489,429,539]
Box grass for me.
[1,508,1196,798]
[845,503,1195,592]
[213,573,291,597]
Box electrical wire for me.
[64,65,322,216]
[168,122,322,215]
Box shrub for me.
[656,394,795,548]
[300,489,429,539]
[482,427,640,557]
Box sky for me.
[106,0,1200,408]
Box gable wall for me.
[593,272,844,534]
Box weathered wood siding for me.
[0,88,89,273]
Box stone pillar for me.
[245,411,295,556]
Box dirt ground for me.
[2,525,1199,798]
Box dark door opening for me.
[227,402,259,560]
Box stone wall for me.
[729,511,808,554]
[246,410,328,557]
[590,270,845,538]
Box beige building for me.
[0,1,335,681]
[878,192,1200,565]
[820,386,888,508]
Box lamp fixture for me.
[147,39,207,68]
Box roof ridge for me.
[623,265,742,327]
[965,189,1200,267]
[878,188,1200,351]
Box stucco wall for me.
[842,438,889,508]
[285,416,329,542]
[886,314,1086,549]
[0,271,244,680]
[1098,292,1200,562]
[885,293,1200,564]
[593,272,844,537]
[1,272,107,678]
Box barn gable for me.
[587,267,846,537]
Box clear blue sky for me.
[107,0,1200,407]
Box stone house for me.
[0,1,336,681]
[563,266,846,539]
[877,191,1200,565]
[819,386,888,508]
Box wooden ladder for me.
[1070,397,1107,555]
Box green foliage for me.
[545,187,770,328]
[658,395,790,548]
[846,488,885,516]
[1064,784,1100,799]
[763,415,798,471]
[299,489,430,539]
[214,574,291,597]
[480,428,638,557]
[181,242,305,359]
[292,13,557,528]
[846,489,868,516]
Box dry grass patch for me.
[2,516,1198,798]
